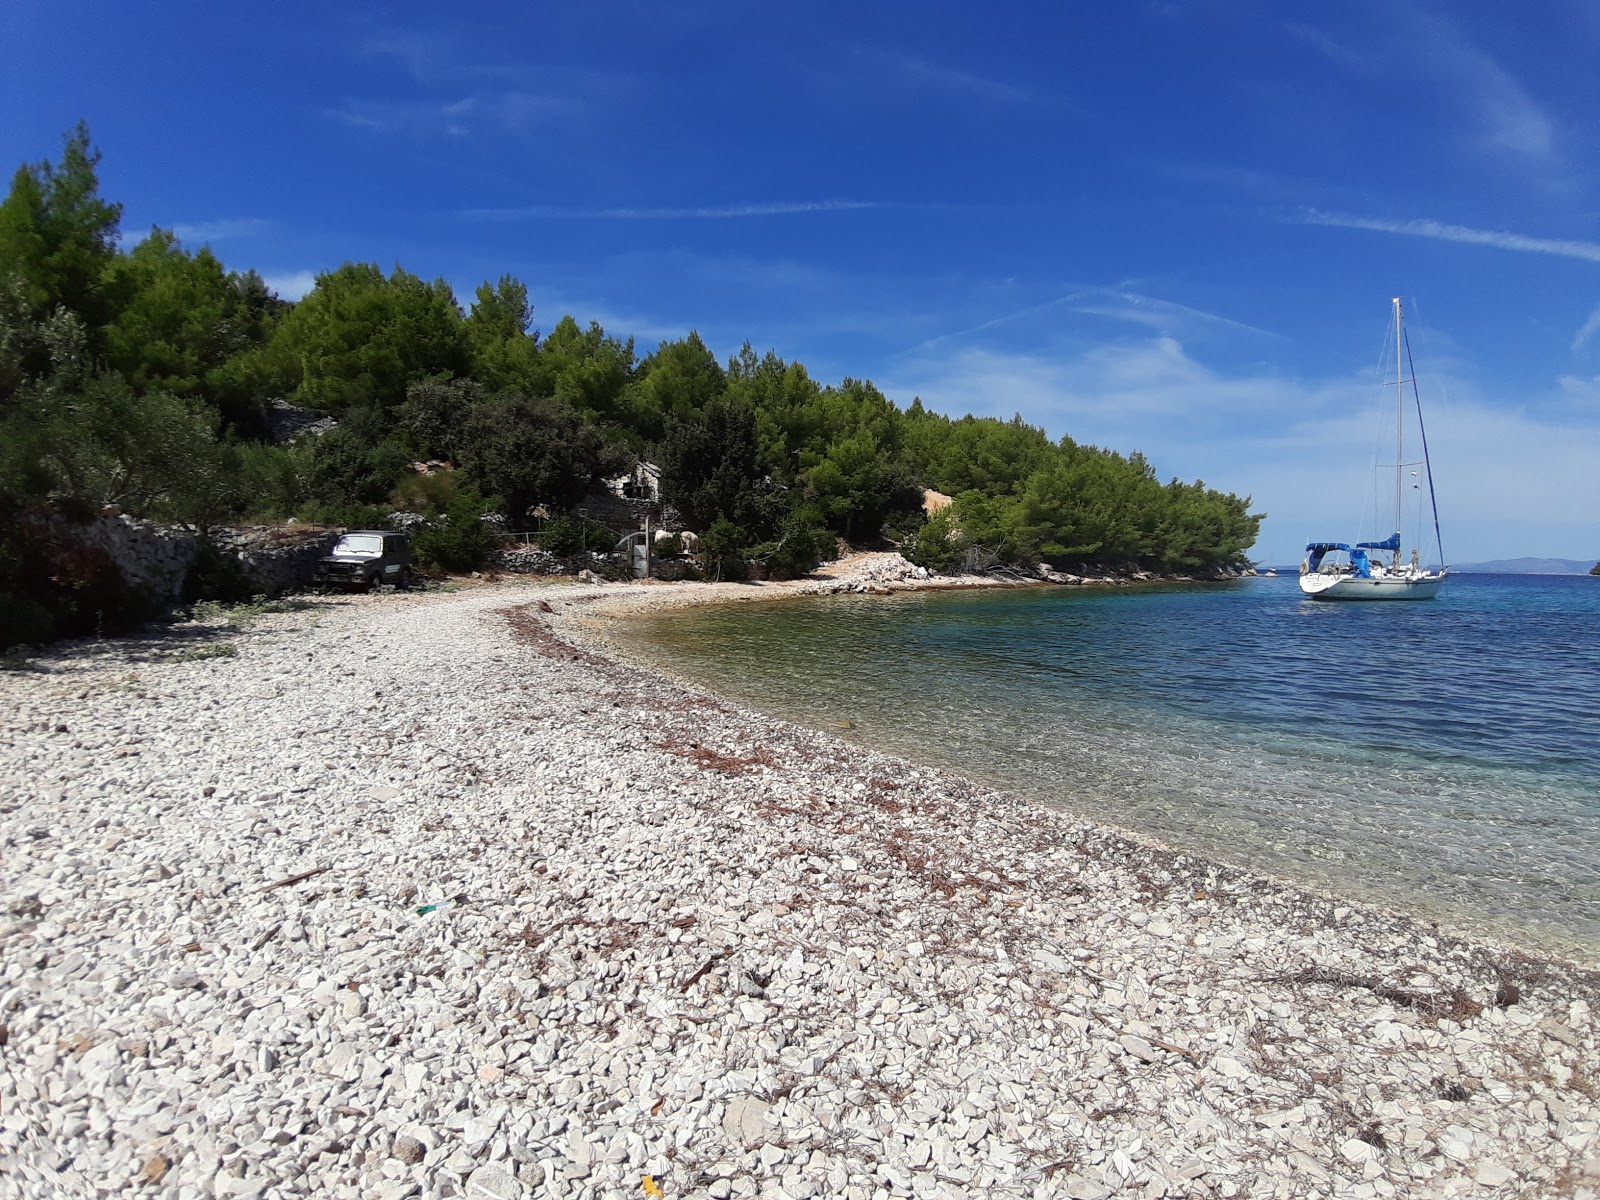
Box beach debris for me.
[1277,966,1485,1021]
[259,864,331,893]
[415,893,466,916]
[136,1152,171,1184]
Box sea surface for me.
[617,573,1600,964]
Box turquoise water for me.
[620,574,1600,962]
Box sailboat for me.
[1299,298,1447,601]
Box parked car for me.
[314,531,411,591]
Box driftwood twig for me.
[679,952,729,992]
[259,865,331,893]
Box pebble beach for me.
[2,573,1598,1200]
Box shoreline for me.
[2,579,1597,1198]
[572,568,1598,969]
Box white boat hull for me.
[1298,572,1445,601]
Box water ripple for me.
[622,574,1600,962]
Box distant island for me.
[1450,557,1597,575]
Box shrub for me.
[900,509,962,573]
[390,468,459,517]
[535,516,617,558]
[539,517,583,558]
[229,441,314,522]
[412,487,499,574]
[0,507,155,648]
[300,502,391,530]
[184,538,256,604]
[759,506,836,580]
[700,516,748,581]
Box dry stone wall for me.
[70,516,339,605]
[74,516,198,605]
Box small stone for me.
[1438,1126,1474,1162]
[1119,1034,1160,1063]
[339,990,366,1018]
[393,1135,426,1164]
[721,1097,771,1147]
[1539,1016,1581,1048]
[1212,1055,1249,1079]
[78,1040,120,1084]
[1340,1138,1377,1164]
[1063,1174,1110,1200]
[1475,1163,1515,1187]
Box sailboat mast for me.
[1393,297,1404,567]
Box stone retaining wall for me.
[74,516,199,606]
[70,516,340,605]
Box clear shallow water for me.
[619,574,1600,963]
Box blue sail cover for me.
[1304,542,1348,572]
[1356,533,1401,552]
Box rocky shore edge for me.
[1,578,1596,1200]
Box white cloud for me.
[1412,10,1556,165]
[884,53,1032,105]
[878,335,1600,565]
[1572,307,1600,354]
[463,200,880,222]
[330,91,568,138]
[170,219,271,244]
[1302,211,1600,265]
[903,288,1277,357]
[263,271,318,301]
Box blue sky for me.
[5,0,1599,564]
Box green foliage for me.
[457,390,627,522]
[726,344,825,483]
[390,468,459,517]
[539,517,583,558]
[171,641,238,661]
[20,373,230,523]
[300,502,391,530]
[537,516,614,557]
[757,506,837,580]
[105,231,236,393]
[0,126,1266,648]
[226,441,314,522]
[538,315,635,428]
[804,429,923,544]
[464,276,543,393]
[627,331,725,442]
[699,516,748,581]
[899,509,962,573]
[950,491,1036,566]
[0,123,123,347]
[272,262,469,415]
[189,594,308,627]
[184,538,257,604]
[401,377,482,462]
[412,486,499,574]
[307,416,413,508]
[659,394,779,536]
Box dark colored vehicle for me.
[314,531,411,591]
